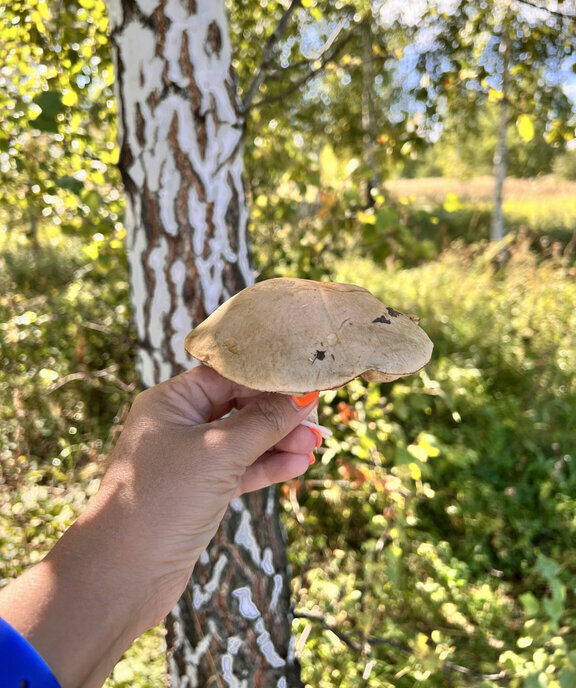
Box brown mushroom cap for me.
[184,278,433,394]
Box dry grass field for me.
[384,175,576,203]
[384,176,576,241]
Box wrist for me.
[0,488,176,688]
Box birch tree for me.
[106,0,301,684]
[410,0,575,243]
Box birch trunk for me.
[491,26,510,244]
[361,19,378,208]
[106,1,301,684]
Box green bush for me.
[553,149,576,181]
[0,236,138,574]
[285,239,576,687]
[2,232,575,687]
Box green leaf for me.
[535,554,559,582]
[82,189,102,212]
[560,669,576,688]
[56,176,84,195]
[32,91,64,132]
[525,673,549,688]
[0,129,10,152]
[33,91,64,115]
[519,592,540,617]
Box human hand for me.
[0,365,320,688]
[95,364,320,616]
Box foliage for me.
[408,104,569,180]
[0,232,138,574]
[225,0,576,275]
[250,172,576,280]
[383,176,576,257]
[3,230,575,686]
[284,240,576,687]
[2,1,576,686]
[0,0,121,246]
[553,148,576,181]
[410,0,576,147]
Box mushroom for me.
[184,278,433,441]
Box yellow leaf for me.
[408,462,422,481]
[37,0,52,19]
[415,633,430,655]
[517,114,535,143]
[443,193,462,213]
[357,210,376,225]
[319,144,340,185]
[488,88,503,103]
[62,90,78,107]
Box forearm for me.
[0,489,175,688]
[0,369,317,687]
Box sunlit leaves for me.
[283,238,576,686]
[0,0,120,243]
[517,113,536,143]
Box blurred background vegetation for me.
[1,0,575,686]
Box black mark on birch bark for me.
[205,20,222,57]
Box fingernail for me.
[309,428,323,448]
[301,419,332,440]
[307,452,316,465]
[291,391,320,408]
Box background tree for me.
[409,0,576,241]
[105,0,306,684]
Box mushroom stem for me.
[300,418,332,440]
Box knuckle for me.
[256,397,286,435]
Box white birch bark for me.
[107,0,251,386]
[106,1,301,685]
[491,25,510,245]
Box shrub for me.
[286,240,576,686]
[553,149,576,181]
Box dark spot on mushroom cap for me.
[373,314,392,325]
[387,307,402,318]
[313,350,326,362]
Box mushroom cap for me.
[184,278,433,394]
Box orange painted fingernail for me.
[309,428,323,448]
[291,391,320,407]
[307,452,316,465]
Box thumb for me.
[216,392,318,467]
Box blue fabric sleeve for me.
[0,617,61,688]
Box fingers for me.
[234,451,311,497]
[137,365,264,426]
[216,391,318,467]
[274,423,320,454]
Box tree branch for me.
[47,365,136,394]
[242,0,303,113]
[516,0,576,21]
[293,608,509,683]
[251,29,354,110]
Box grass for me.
[291,238,576,686]
[385,175,576,248]
[1,198,576,686]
